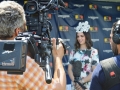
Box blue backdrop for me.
[48,0,120,84]
[1,0,120,85]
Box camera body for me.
[0,40,27,74]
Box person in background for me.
[68,21,99,90]
[90,20,120,90]
[0,1,66,90]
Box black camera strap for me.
[100,57,120,90]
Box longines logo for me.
[58,15,70,18]
[88,16,99,20]
[116,17,120,20]
[103,28,111,31]
[103,50,112,53]
[75,15,84,20]
[104,38,110,43]
[102,6,112,9]
[91,39,99,42]
[90,27,98,32]
[117,6,120,11]
[73,4,84,8]
[104,16,112,21]
[59,26,69,31]
[62,39,70,42]
[24,1,27,4]
[89,4,97,10]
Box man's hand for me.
[52,38,64,60]
[51,38,66,90]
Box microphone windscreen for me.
[73,61,82,77]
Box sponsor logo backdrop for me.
[48,0,120,84]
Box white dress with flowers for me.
[69,47,99,89]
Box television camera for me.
[0,0,67,84]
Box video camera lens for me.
[24,1,38,14]
[28,4,36,12]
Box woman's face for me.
[77,32,86,45]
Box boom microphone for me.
[73,61,87,89]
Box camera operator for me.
[0,1,66,90]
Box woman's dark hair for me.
[74,31,93,51]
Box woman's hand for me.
[74,82,84,90]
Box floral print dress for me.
[69,47,99,89]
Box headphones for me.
[112,24,120,44]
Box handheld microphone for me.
[73,61,87,89]
[73,61,82,77]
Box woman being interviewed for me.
[68,21,99,90]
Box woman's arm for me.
[68,64,74,82]
[80,72,92,83]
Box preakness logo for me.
[104,16,112,21]
[47,13,52,19]
[117,6,120,11]
[75,14,84,20]
[90,26,98,32]
[89,4,97,10]
[64,2,69,8]
[104,38,110,43]
[59,26,69,31]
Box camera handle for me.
[45,56,52,84]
